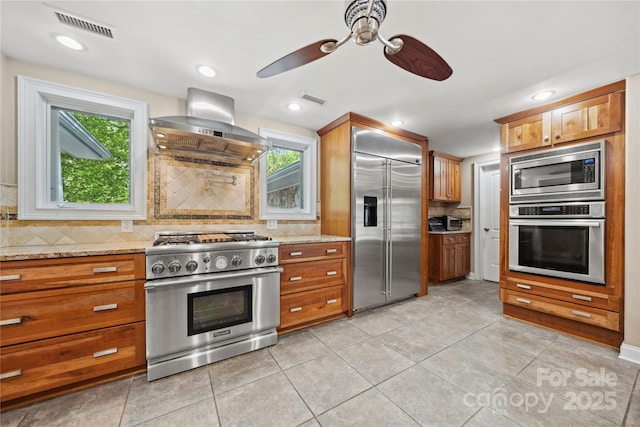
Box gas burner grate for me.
[152,235,200,246]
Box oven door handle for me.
[509,220,602,228]
[145,267,283,290]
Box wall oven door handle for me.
[509,220,602,228]
[145,267,283,290]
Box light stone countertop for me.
[0,234,351,261]
[428,230,472,235]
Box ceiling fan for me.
[256,0,453,81]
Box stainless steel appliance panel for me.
[145,267,280,360]
[388,159,422,301]
[352,152,387,310]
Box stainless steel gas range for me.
[144,231,280,381]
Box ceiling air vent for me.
[301,92,327,106]
[54,11,114,39]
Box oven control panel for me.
[510,201,605,219]
[146,246,279,280]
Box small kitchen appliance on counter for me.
[428,215,462,231]
[144,231,280,380]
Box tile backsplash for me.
[428,204,472,232]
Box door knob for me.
[483,227,490,232]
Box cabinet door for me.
[502,112,551,153]
[551,92,621,144]
[442,244,457,280]
[448,160,461,202]
[455,243,471,278]
[431,156,449,201]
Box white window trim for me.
[259,128,317,220]
[17,76,147,220]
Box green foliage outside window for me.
[60,113,131,204]
[267,147,301,176]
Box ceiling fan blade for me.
[257,39,338,78]
[383,34,452,81]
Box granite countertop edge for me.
[0,235,352,261]
[428,230,472,234]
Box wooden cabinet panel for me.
[429,152,462,202]
[1,281,144,347]
[0,322,145,403]
[551,92,621,144]
[0,254,145,294]
[501,289,619,331]
[280,286,344,330]
[280,259,344,295]
[279,242,344,263]
[501,112,552,153]
[428,233,470,283]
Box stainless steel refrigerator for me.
[352,127,422,312]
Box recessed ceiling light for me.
[54,34,84,51]
[288,103,302,111]
[532,90,555,101]
[390,120,403,127]
[492,146,501,152]
[197,65,216,78]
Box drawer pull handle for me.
[0,274,21,281]
[93,267,117,274]
[290,252,303,257]
[93,348,118,358]
[571,310,592,319]
[93,303,118,312]
[516,297,531,304]
[326,249,337,254]
[0,369,22,380]
[326,299,337,304]
[290,276,303,282]
[516,283,532,290]
[290,307,302,313]
[0,317,28,326]
[326,271,337,276]
[572,294,593,302]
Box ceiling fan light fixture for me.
[532,90,555,101]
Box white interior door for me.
[479,162,500,282]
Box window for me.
[259,128,317,220]
[18,76,147,220]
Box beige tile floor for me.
[2,280,639,427]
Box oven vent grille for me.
[301,92,327,106]
[54,11,114,39]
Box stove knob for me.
[255,254,266,265]
[202,255,211,264]
[266,254,277,264]
[168,261,181,274]
[185,260,198,272]
[151,262,165,275]
[231,256,243,267]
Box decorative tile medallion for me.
[154,155,255,220]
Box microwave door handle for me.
[509,220,602,228]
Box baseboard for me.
[466,272,480,280]
[619,342,640,365]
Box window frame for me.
[259,128,317,220]
[17,76,147,220]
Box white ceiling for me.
[2,1,639,158]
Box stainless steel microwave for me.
[509,140,605,204]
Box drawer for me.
[503,278,616,311]
[280,286,344,329]
[0,322,145,403]
[279,242,345,262]
[280,259,344,294]
[501,289,619,331]
[0,254,146,294]
[1,282,144,347]
[442,234,470,245]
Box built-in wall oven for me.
[509,140,605,204]
[508,201,605,284]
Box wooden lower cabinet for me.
[428,233,470,283]
[0,253,147,407]
[278,241,350,334]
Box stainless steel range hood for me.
[149,88,270,161]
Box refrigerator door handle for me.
[385,160,392,297]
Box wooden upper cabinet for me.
[551,92,622,144]
[429,151,462,202]
[500,112,551,153]
[496,81,624,153]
